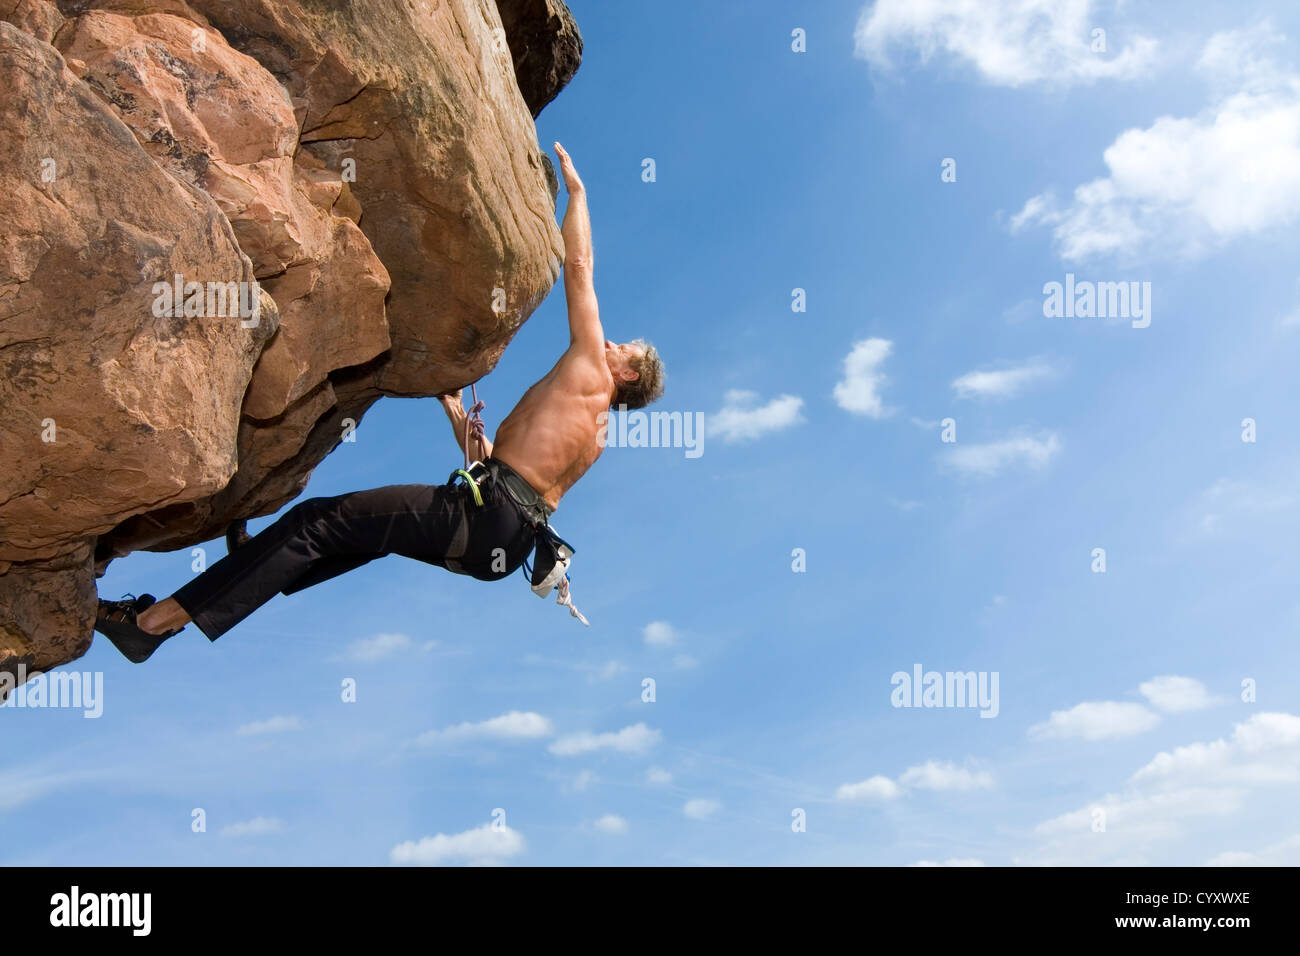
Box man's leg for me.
[152,484,446,642]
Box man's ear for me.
[618,368,639,382]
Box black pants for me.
[171,478,538,641]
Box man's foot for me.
[94,593,183,664]
[226,519,251,553]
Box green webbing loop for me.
[454,468,483,507]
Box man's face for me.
[605,340,643,382]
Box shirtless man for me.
[94,143,665,663]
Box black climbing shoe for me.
[226,519,251,554]
[94,592,183,664]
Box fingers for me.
[553,141,576,172]
[553,143,584,194]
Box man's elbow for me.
[565,254,593,278]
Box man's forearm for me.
[562,185,593,271]
[442,402,491,460]
[553,144,601,346]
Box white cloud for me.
[593,814,629,835]
[415,711,554,746]
[642,621,677,647]
[942,433,1061,477]
[1207,833,1300,866]
[898,760,994,792]
[0,769,99,813]
[838,761,991,801]
[832,338,893,418]
[573,770,598,792]
[1195,477,1297,534]
[673,654,698,670]
[1139,675,1217,713]
[1023,712,1300,864]
[220,817,283,838]
[1132,712,1300,785]
[683,798,722,820]
[646,766,673,786]
[548,722,661,757]
[1029,701,1160,741]
[710,390,804,442]
[343,632,411,661]
[909,857,986,867]
[236,715,304,736]
[1013,24,1300,261]
[390,823,525,866]
[951,359,1055,400]
[854,0,1156,88]
[590,660,624,682]
[1280,278,1300,328]
[835,775,902,802]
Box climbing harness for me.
[522,523,589,627]
[444,384,590,626]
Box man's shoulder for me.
[550,345,612,389]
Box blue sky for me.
[7,0,1300,865]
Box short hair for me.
[612,339,665,410]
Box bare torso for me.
[490,350,613,511]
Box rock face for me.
[0,0,581,686]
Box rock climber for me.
[94,142,665,663]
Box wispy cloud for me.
[910,857,986,867]
[415,711,554,746]
[833,337,893,418]
[642,620,677,647]
[390,823,526,866]
[236,715,304,736]
[0,768,103,813]
[951,359,1055,400]
[837,760,991,801]
[683,798,722,820]
[593,814,629,834]
[1207,833,1300,866]
[1195,476,1297,534]
[941,433,1061,477]
[220,817,283,838]
[835,775,902,802]
[855,0,1156,88]
[548,722,661,757]
[709,390,804,442]
[899,760,995,792]
[341,632,412,661]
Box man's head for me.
[605,338,665,409]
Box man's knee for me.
[286,495,338,527]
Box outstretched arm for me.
[438,390,492,461]
[554,143,603,354]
